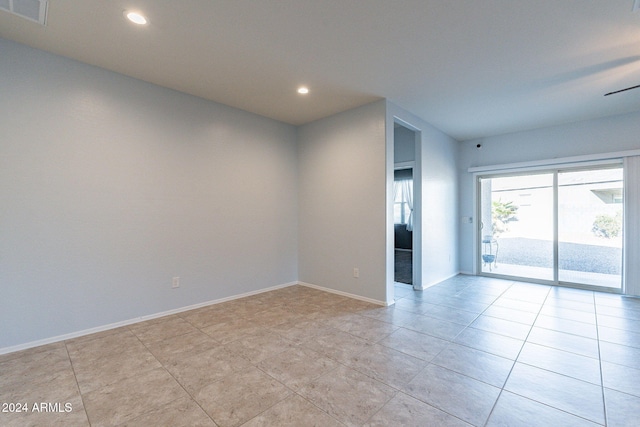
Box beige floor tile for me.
[64,326,131,346]
[527,327,599,358]
[486,391,601,427]
[66,329,145,360]
[223,331,296,364]
[453,327,524,360]
[483,305,538,325]
[240,394,343,427]
[0,341,66,363]
[504,362,605,424]
[357,305,417,326]
[180,305,237,329]
[128,316,198,344]
[297,365,396,426]
[287,302,329,316]
[404,364,501,426]
[1,366,78,402]
[0,349,87,426]
[345,344,427,389]
[0,346,72,391]
[246,306,304,327]
[82,367,189,426]
[363,392,472,427]
[257,346,339,391]
[165,345,252,395]
[323,313,399,342]
[394,298,432,314]
[540,305,597,323]
[145,329,219,364]
[117,396,215,427]
[227,331,295,365]
[334,298,379,313]
[305,295,349,309]
[200,318,266,345]
[421,304,480,326]
[517,342,601,385]
[401,315,467,341]
[534,314,598,339]
[300,306,351,321]
[72,345,162,394]
[194,366,291,427]
[268,319,332,344]
[301,328,373,364]
[378,328,449,361]
[492,296,544,314]
[215,299,266,318]
[469,315,532,340]
[431,343,515,388]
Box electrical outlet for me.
[172,277,180,288]
[353,268,359,278]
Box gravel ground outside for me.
[490,237,622,274]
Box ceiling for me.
[2,1,640,141]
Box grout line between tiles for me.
[481,282,551,427]
[62,341,92,426]
[593,292,608,427]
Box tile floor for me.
[1,275,640,426]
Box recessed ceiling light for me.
[297,87,309,94]
[125,11,147,25]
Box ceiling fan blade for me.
[604,84,640,96]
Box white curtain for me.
[624,156,640,296]
[393,180,401,206]
[403,179,414,232]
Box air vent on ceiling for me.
[0,0,48,25]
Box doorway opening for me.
[394,167,413,284]
[393,122,418,288]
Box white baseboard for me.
[414,271,462,290]
[0,281,298,356]
[298,281,388,306]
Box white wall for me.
[0,39,298,350]
[458,112,640,274]
[298,101,388,303]
[388,104,460,292]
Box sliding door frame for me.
[475,160,624,293]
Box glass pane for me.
[480,173,554,280]
[558,168,623,288]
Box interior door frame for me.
[391,119,422,292]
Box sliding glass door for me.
[558,168,623,287]
[478,165,623,290]
[479,173,554,281]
